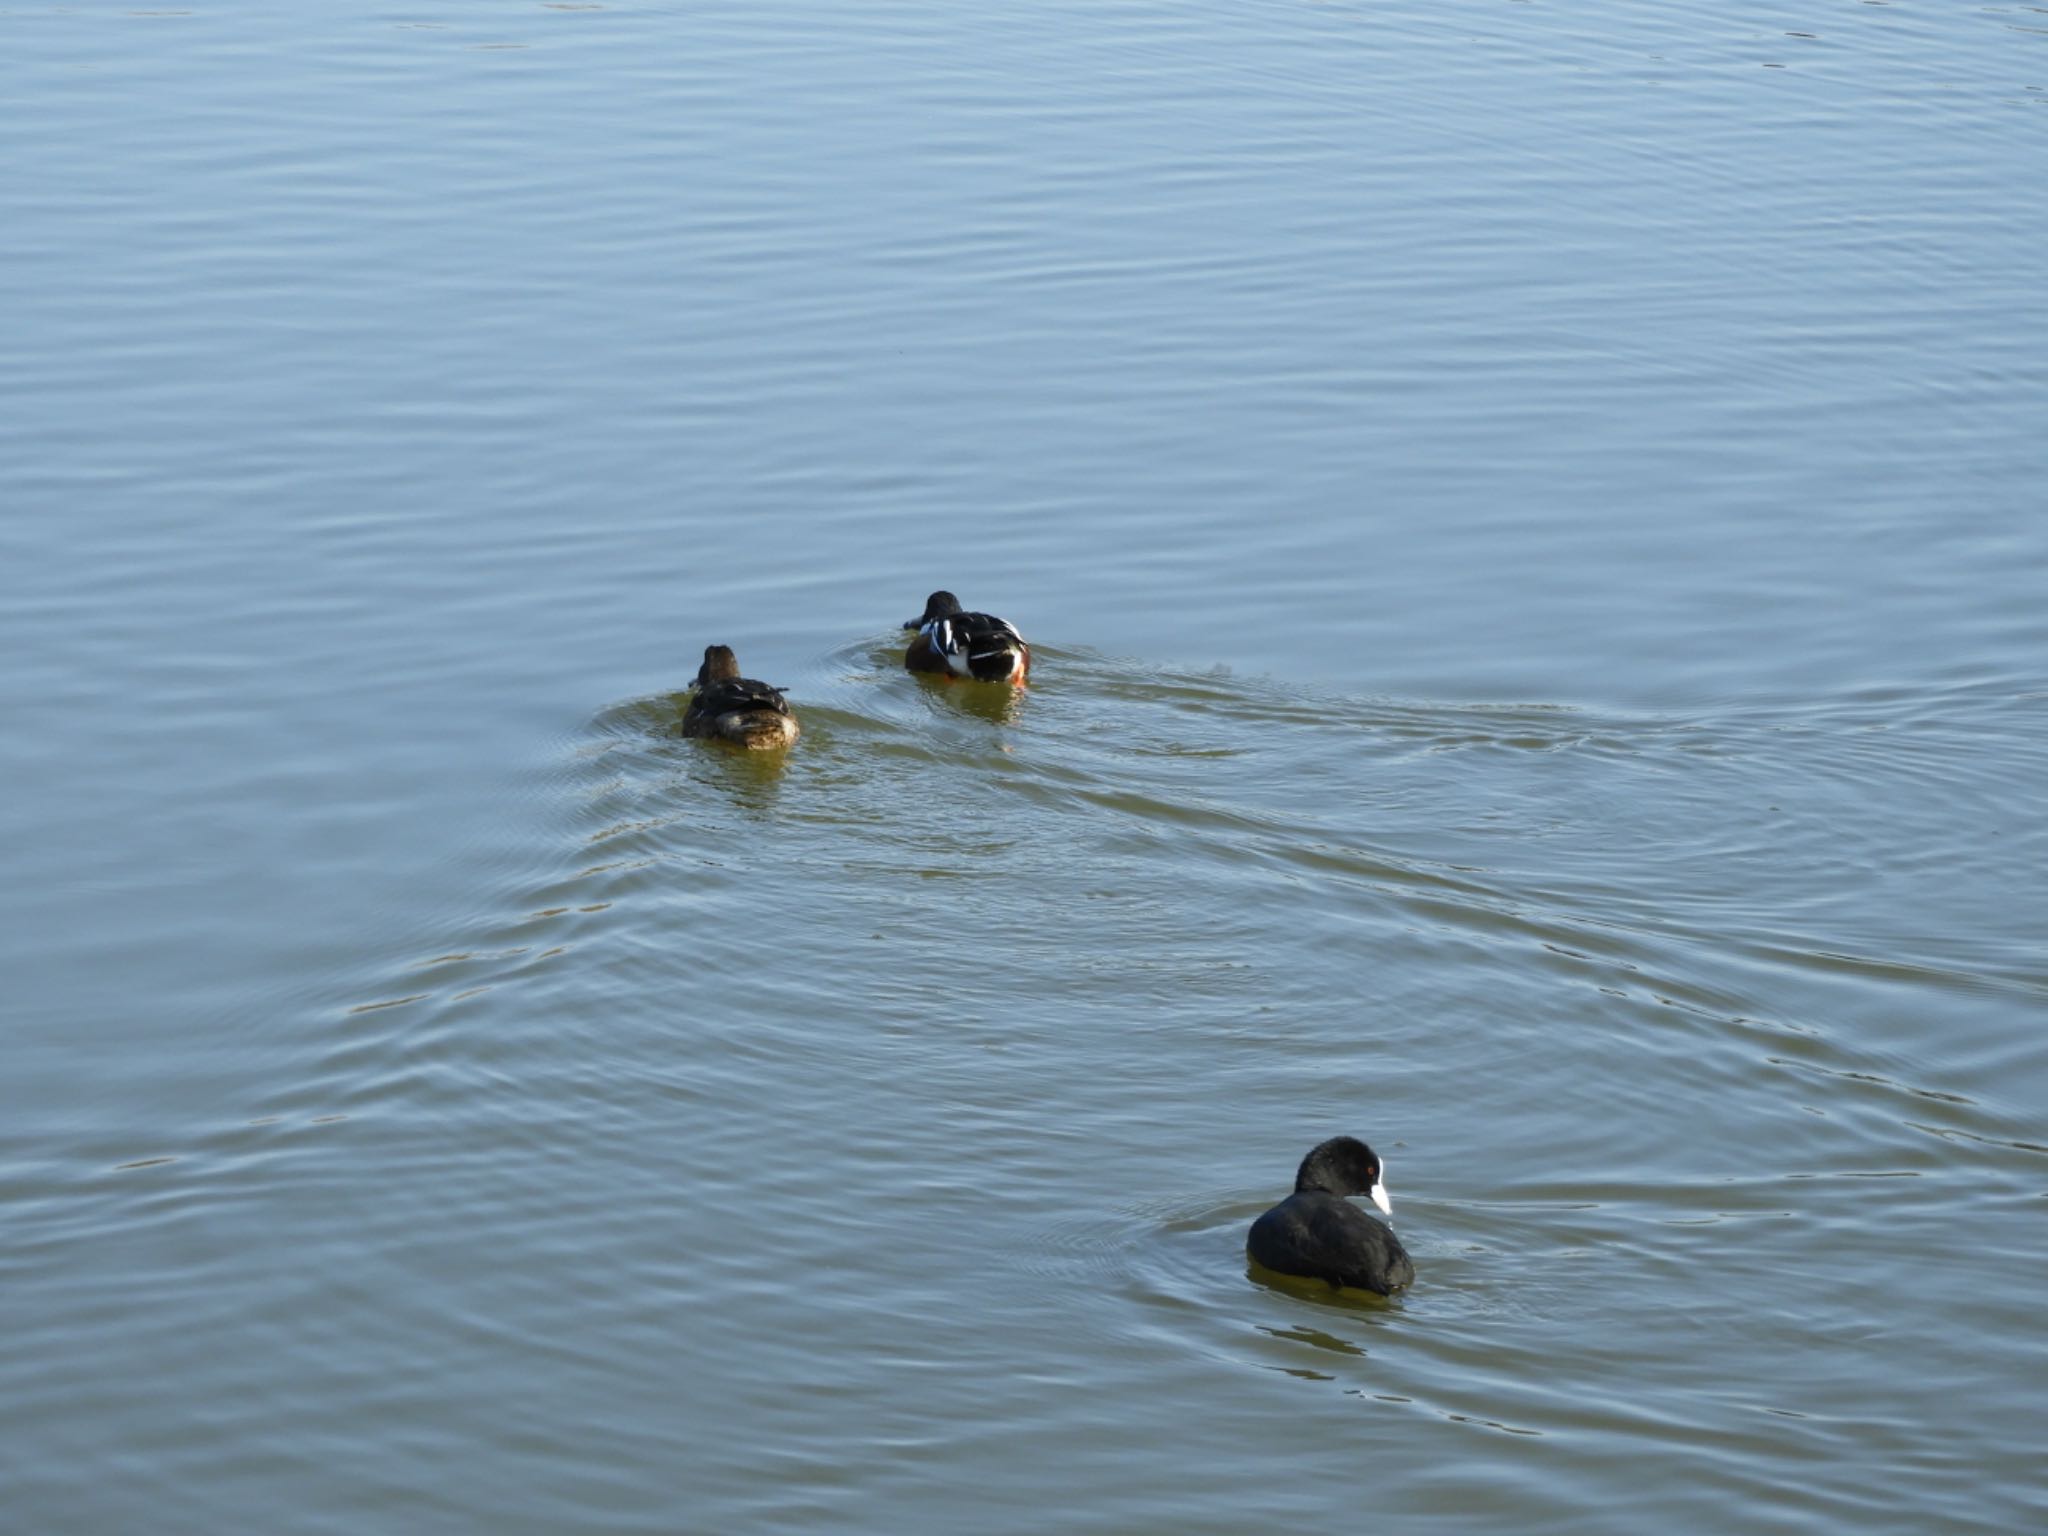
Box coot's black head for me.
[1294,1136,1392,1215]
[905,590,963,629]
[696,644,742,686]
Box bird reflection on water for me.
[908,668,1031,727]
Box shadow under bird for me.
[1247,1136,1414,1295]
[681,645,799,750]
[902,590,1031,683]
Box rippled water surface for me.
[4,2,2045,1530]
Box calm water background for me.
[4,1,2045,1529]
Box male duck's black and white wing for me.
[922,611,1029,682]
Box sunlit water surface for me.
[3,2,2045,1531]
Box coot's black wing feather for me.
[1248,1192,1413,1294]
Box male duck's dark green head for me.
[905,591,964,630]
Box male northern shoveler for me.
[1246,1136,1414,1295]
[681,644,800,749]
[902,591,1030,683]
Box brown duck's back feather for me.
[683,676,798,750]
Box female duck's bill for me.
[681,644,800,750]
[1245,1136,1414,1296]
[902,590,1031,684]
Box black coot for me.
[1247,1136,1414,1294]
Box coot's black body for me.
[1247,1136,1413,1295]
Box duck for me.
[902,591,1030,683]
[1246,1136,1414,1295]
[681,644,799,750]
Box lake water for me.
[3,1,2045,1530]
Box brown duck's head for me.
[696,644,742,687]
